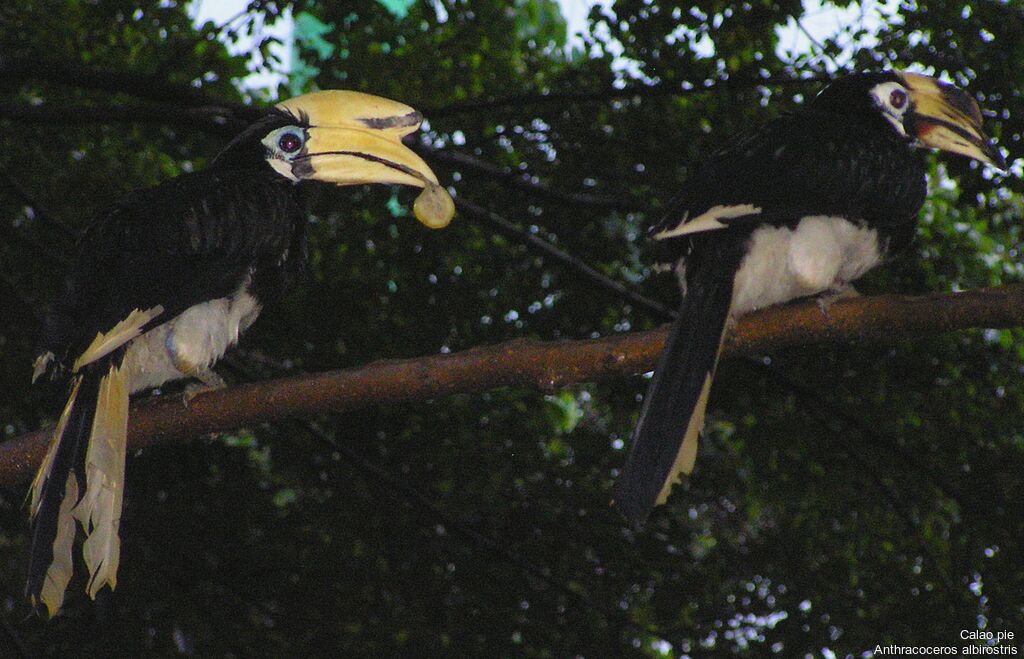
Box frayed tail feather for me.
[34,473,79,617]
[26,364,129,615]
[74,365,129,597]
[27,374,93,616]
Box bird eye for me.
[278,131,303,153]
[890,89,908,110]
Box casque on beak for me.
[276,90,455,228]
[899,72,1006,170]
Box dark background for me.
[2,0,1023,656]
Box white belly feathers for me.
[121,277,262,394]
[730,215,882,316]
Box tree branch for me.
[0,74,832,133]
[0,56,258,119]
[1,55,828,123]
[3,284,1022,487]
[424,74,831,118]
[452,197,675,319]
[0,166,81,240]
[421,147,643,211]
[0,101,245,134]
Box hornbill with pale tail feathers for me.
[614,71,1006,523]
[27,90,454,616]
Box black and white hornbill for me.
[27,90,454,616]
[614,71,1005,523]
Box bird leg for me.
[181,369,227,407]
[164,318,232,406]
[166,340,227,406]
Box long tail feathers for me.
[614,261,738,524]
[27,374,95,616]
[76,365,128,597]
[27,363,129,616]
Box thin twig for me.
[424,74,832,118]
[453,197,674,319]
[0,75,833,133]
[0,55,258,119]
[0,272,42,323]
[745,360,967,505]
[422,147,643,211]
[217,356,631,640]
[793,384,959,596]
[0,212,68,267]
[0,101,246,135]
[0,166,79,240]
[794,18,841,70]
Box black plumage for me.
[37,163,305,376]
[615,71,1004,523]
[27,90,453,616]
[28,115,305,616]
[650,106,927,262]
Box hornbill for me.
[27,90,454,616]
[614,71,1005,523]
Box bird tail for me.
[614,254,740,523]
[27,362,129,616]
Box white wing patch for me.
[73,306,165,372]
[652,203,762,240]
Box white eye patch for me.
[261,126,309,181]
[262,126,307,159]
[869,81,912,136]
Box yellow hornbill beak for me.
[272,90,454,228]
[899,72,1006,170]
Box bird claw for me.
[816,285,860,318]
[181,370,227,407]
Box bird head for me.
[219,90,454,229]
[811,71,1005,170]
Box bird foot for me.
[182,370,227,407]
[816,284,860,318]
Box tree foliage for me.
[1,0,1023,656]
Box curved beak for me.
[276,91,454,228]
[296,126,439,189]
[899,73,1006,170]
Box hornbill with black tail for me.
[27,90,454,616]
[614,71,1005,523]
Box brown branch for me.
[3,285,1023,487]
